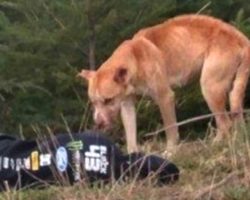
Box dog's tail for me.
[229,44,250,119]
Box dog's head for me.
[78,43,136,130]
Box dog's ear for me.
[77,69,95,81]
[114,67,128,84]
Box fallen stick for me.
[144,109,250,137]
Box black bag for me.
[0,131,179,190]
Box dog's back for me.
[133,14,250,87]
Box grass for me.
[0,117,250,200]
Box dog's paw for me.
[162,142,181,158]
[212,131,229,144]
[162,146,178,158]
[162,150,174,158]
[127,146,139,154]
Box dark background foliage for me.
[0,0,249,139]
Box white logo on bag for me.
[3,157,9,169]
[84,145,109,174]
[15,158,22,171]
[40,154,51,166]
[56,147,68,172]
[0,153,51,171]
[10,158,15,170]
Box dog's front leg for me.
[156,90,180,153]
[121,97,138,153]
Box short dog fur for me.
[78,14,250,153]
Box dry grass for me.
[1,118,250,200]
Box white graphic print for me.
[24,157,31,170]
[40,154,52,167]
[0,153,52,171]
[10,158,15,170]
[56,147,68,172]
[84,145,109,174]
[3,157,9,169]
[15,158,22,171]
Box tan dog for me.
[78,14,250,153]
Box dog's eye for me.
[104,98,113,105]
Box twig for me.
[196,1,211,14]
[194,170,242,199]
[144,110,250,137]
[42,1,66,30]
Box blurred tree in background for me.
[0,0,249,139]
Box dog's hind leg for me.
[200,54,235,141]
[229,47,250,124]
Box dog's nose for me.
[95,121,106,130]
[93,112,112,130]
[94,114,103,125]
[94,116,108,130]
[94,118,113,131]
